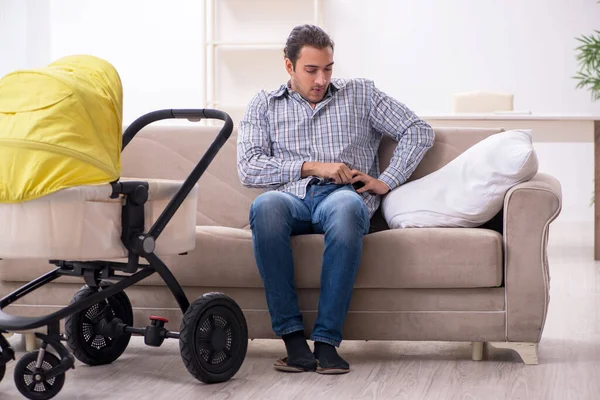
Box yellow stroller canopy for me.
[0,55,123,203]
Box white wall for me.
[324,0,600,115]
[48,0,205,124]
[0,0,51,78]
[0,0,28,77]
[25,0,51,68]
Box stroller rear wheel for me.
[14,351,65,400]
[0,363,5,382]
[65,282,133,366]
[180,293,248,384]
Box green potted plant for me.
[574,9,600,100]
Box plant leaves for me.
[574,28,600,101]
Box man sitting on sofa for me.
[236,24,435,374]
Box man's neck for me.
[287,81,330,109]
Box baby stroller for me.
[0,56,248,399]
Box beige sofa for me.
[0,124,562,364]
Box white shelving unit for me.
[202,0,324,125]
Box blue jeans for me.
[249,182,370,346]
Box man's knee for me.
[323,191,369,233]
[250,191,292,226]
[336,191,368,217]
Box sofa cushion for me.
[0,226,503,289]
[158,226,503,289]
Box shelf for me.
[202,0,324,125]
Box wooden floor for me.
[1,219,599,399]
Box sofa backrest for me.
[121,125,504,229]
[379,126,504,182]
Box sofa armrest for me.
[503,172,562,342]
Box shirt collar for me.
[273,78,347,98]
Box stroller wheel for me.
[65,282,133,366]
[180,293,248,384]
[14,351,65,400]
[0,363,5,382]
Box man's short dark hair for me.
[284,25,335,69]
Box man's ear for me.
[284,58,294,76]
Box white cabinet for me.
[202,0,324,125]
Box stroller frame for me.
[0,109,248,399]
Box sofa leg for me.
[489,342,538,365]
[471,342,484,361]
[24,333,39,352]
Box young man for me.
[237,25,434,374]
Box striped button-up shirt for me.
[237,78,435,218]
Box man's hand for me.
[350,170,390,195]
[301,162,353,184]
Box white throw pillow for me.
[381,129,538,228]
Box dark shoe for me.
[314,341,350,375]
[274,330,317,372]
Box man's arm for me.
[368,84,435,191]
[237,92,304,188]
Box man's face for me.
[286,45,334,105]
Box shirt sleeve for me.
[237,92,304,188]
[367,83,435,191]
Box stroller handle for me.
[119,108,234,241]
[122,108,232,149]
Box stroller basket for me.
[0,109,249,399]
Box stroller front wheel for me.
[65,282,133,366]
[14,351,65,400]
[179,292,248,384]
